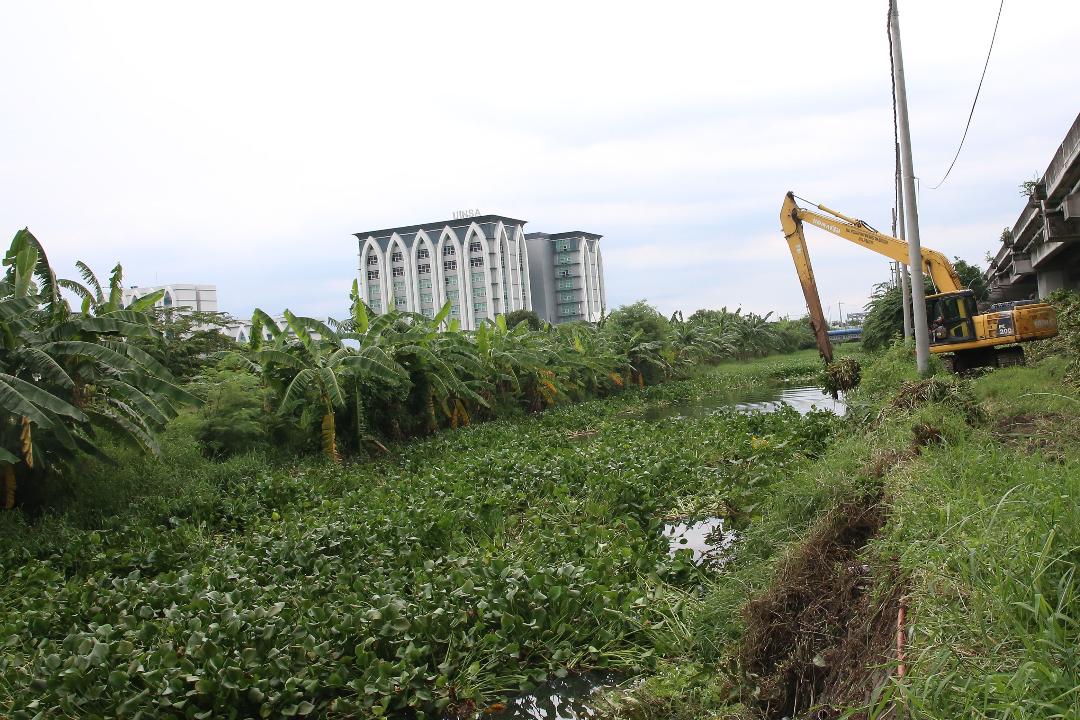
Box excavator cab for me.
[927,289,977,346]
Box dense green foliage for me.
[133,309,238,381]
[0,230,196,509]
[209,297,821,464]
[952,257,988,302]
[504,308,541,331]
[186,366,269,458]
[0,355,838,718]
[1026,289,1080,377]
[0,230,820,491]
[861,277,932,351]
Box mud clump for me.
[824,358,861,394]
[878,376,982,425]
[738,495,904,719]
[910,422,944,449]
[865,449,913,480]
[864,422,943,480]
[993,412,1077,462]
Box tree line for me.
[0,230,817,505]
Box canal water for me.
[664,517,735,567]
[639,384,845,422]
[482,672,619,720]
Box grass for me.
[597,344,1080,719]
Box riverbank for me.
[598,346,1079,719]
[0,351,839,718]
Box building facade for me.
[353,215,534,330]
[352,216,606,329]
[525,232,606,324]
[121,284,218,313]
[986,111,1080,301]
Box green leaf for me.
[74,260,105,304]
[433,300,451,327]
[124,289,164,312]
[0,376,58,427]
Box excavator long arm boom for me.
[780,197,834,363]
[780,191,965,364]
[781,192,964,293]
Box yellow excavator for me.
[781,192,1058,371]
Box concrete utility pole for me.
[894,171,914,340]
[889,0,930,373]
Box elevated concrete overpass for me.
[986,112,1080,301]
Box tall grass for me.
[597,350,1079,719]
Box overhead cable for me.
[928,0,1005,190]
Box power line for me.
[928,0,1005,190]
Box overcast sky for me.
[2,1,1078,323]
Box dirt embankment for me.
[738,494,904,719]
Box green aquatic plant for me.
[0,356,840,717]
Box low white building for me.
[223,314,318,344]
[122,284,218,313]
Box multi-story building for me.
[353,215,534,330]
[121,284,218,312]
[352,216,606,329]
[525,231,606,324]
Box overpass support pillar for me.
[1038,269,1067,298]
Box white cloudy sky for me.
[2,1,1077,322]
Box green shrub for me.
[189,367,269,457]
[1025,290,1080,378]
[505,308,542,330]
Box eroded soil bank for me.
[739,494,900,719]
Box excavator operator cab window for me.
[929,292,976,345]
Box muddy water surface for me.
[482,673,619,720]
[639,385,845,422]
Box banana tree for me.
[553,323,625,398]
[254,309,407,462]
[670,316,735,367]
[0,229,197,507]
[337,292,488,436]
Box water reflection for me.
[481,673,617,720]
[640,385,845,422]
[663,517,736,566]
